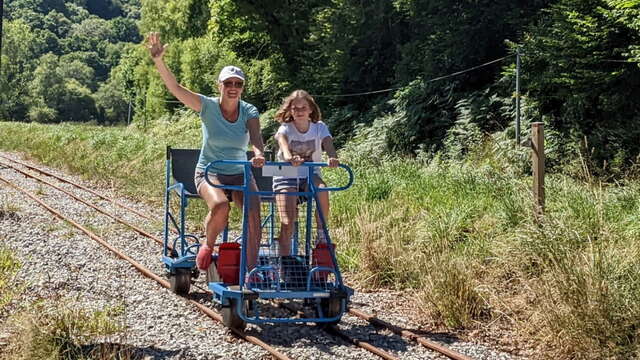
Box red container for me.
[217,242,241,285]
[313,243,335,282]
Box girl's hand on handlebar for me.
[291,155,304,167]
[328,157,340,168]
[284,154,304,167]
[250,155,265,168]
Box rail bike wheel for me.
[221,298,247,330]
[315,297,342,328]
[169,268,191,295]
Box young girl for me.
[272,90,339,256]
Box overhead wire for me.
[311,54,516,98]
[157,53,518,105]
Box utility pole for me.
[127,99,132,126]
[0,0,4,74]
[532,122,545,220]
[515,47,521,146]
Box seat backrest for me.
[168,147,274,194]
[168,147,201,195]
[247,150,274,192]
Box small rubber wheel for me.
[316,298,342,328]
[221,299,247,330]
[169,268,191,295]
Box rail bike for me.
[162,147,354,329]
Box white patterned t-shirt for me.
[274,121,332,179]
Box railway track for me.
[0,153,483,360]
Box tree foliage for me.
[521,0,640,171]
[3,0,640,172]
[1,0,141,123]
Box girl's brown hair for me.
[274,90,322,123]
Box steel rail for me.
[325,325,400,360]
[0,175,292,360]
[278,302,400,360]
[2,157,474,360]
[348,308,474,360]
[0,154,156,221]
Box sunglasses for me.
[222,81,244,89]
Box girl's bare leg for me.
[275,188,298,256]
[313,177,329,243]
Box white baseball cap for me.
[218,66,246,82]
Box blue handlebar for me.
[203,160,354,192]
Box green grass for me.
[0,245,21,316]
[0,245,131,359]
[2,301,131,360]
[2,120,640,358]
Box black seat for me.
[247,150,274,193]
[167,147,201,197]
[167,147,274,197]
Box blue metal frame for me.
[204,160,354,325]
[162,156,199,272]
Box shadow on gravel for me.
[0,210,20,221]
[187,291,211,303]
[247,322,414,356]
[80,343,182,359]
[406,329,465,344]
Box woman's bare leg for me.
[198,182,231,248]
[231,181,261,270]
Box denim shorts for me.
[272,175,322,192]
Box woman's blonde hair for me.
[274,90,321,123]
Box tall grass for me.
[0,245,21,316]
[2,120,640,358]
[0,116,201,204]
[2,302,130,360]
[0,245,129,359]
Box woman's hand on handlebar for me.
[327,157,340,168]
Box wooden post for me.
[532,122,545,218]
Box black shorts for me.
[194,170,256,202]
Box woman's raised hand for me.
[146,32,167,60]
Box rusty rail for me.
[348,308,474,360]
[0,154,155,221]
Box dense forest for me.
[2,0,640,174]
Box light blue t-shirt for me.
[196,95,260,174]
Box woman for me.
[146,32,265,274]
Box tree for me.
[605,0,640,63]
[110,17,141,43]
[94,79,129,124]
[28,53,98,122]
[0,20,43,121]
[43,10,72,38]
[139,0,210,40]
[522,0,640,169]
